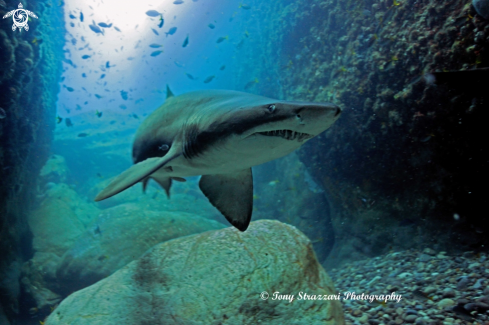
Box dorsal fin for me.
[166,84,174,99]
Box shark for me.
[95,89,341,231]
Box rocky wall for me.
[0,0,65,322]
[236,0,488,267]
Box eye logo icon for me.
[2,3,38,32]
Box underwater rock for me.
[56,203,225,294]
[473,0,489,19]
[0,303,9,325]
[21,253,62,312]
[28,184,99,256]
[38,155,70,186]
[45,220,344,325]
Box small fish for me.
[146,10,160,17]
[208,23,215,29]
[82,54,91,59]
[98,22,112,28]
[152,28,159,35]
[149,43,163,48]
[95,110,103,118]
[203,75,215,83]
[216,36,228,43]
[0,107,6,119]
[174,61,185,68]
[69,13,76,19]
[89,24,104,34]
[65,86,74,92]
[174,0,184,4]
[95,94,102,99]
[119,104,127,109]
[158,15,164,28]
[80,11,84,22]
[94,225,102,234]
[166,27,177,37]
[239,3,251,9]
[76,104,81,110]
[100,74,105,79]
[185,73,196,80]
[77,132,89,137]
[244,30,249,38]
[220,65,226,71]
[82,73,86,78]
[127,57,135,60]
[70,22,75,27]
[106,61,112,68]
[56,116,62,124]
[0,0,7,8]
[151,50,164,57]
[132,113,139,119]
[121,90,128,100]
[114,26,121,32]
[182,34,189,47]
[65,118,73,127]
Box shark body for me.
[95,89,341,231]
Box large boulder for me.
[28,183,99,256]
[56,203,225,294]
[45,220,344,325]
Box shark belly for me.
[164,134,303,177]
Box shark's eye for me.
[267,104,276,113]
[158,144,169,151]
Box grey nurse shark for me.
[95,89,341,231]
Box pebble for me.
[351,309,362,317]
[437,298,455,309]
[418,253,432,262]
[405,314,417,322]
[457,276,469,290]
[423,248,436,255]
[442,288,455,298]
[476,301,489,311]
[468,262,481,269]
[473,278,483,289]
[424,286,436,294]
[328,249,489,324]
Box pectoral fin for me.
[199,169,253,231]
[94,153,181,201]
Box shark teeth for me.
[257,130,312,142]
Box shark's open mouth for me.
[257,130,313,141]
